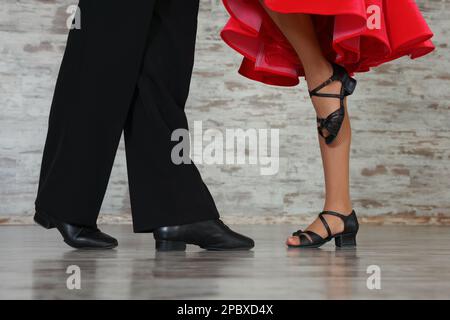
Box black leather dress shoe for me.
[34,211,118,250]
[153,219,254,251]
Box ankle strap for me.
[308,63,348,99]
[318,214,332,239]
[319,210,354,221]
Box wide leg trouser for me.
[35,0,220,232]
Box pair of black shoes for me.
[34,211,254,251]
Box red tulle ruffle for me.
[221,0,435,86]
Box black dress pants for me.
[35,0,220,232]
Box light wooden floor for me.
[1,224,449,299]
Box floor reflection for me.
[286,247,360,299]
[127,251,256,299]
[32,250,118,299]
[14,224,450,299]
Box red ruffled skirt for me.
[221,0,435,86]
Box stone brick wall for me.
[1,0,449,224]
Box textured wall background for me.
[1,0,449,224]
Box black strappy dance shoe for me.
[289,210,359,248]
[309,63,357,145]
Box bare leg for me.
[261,3,353,245]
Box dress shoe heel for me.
[34,211,55,229]
[155,240,187,252]
[343,75,357,96]
[335,232,357,248]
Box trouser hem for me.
[34,203,98,229]
[132,212,220,233]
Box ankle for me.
[323,203,353,215]
[304,60,333,90]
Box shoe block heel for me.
[335,233,357,248]
[155,240,187,252]
[34,211,55,229]
[343,76,357,96]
